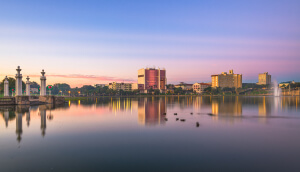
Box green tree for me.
[174,87,183,95]
[55,83,71,91]
[204,86,212,92]
[166,84,174,89]
[119,89,125,96]
[211,87,221,95]
[30,81,40,88]
[290,83,300,89]
[0,77,25,94]
[148,88,154,94]
[51,85,60,95]
[154,89,160,95]
[222,87,235,92]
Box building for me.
[108,82,133,91]
[131,83,138,90]
[174,82,193,90]
[30,88,39,94]
[257,72,271,85]
[279,81,295,88]
[193,83,211,93]
[138,68,167,93]
[211,70,242,88]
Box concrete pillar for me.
[26,76,31,96]
[4,76,9,97]
[40,69,46,96]
[40,109,46,137]
[15,66,23,96]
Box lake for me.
[1,96,300,171]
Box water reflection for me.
[1,96,300,143]
[210,96,242,123]
[1,106,16,128]
[0,104,67,143]
[16,112,22,143]
[40,109,46,137]
[4,110,9,127]
[138,97,166,126]
[258,96,271,116]
[15,106,30,142]
[85,97,167,126]
[109,98,133,113]
[26,111,30,127]
[72,96,299,124]
[1,96,300,171]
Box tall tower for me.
[40,69,47,96]
[138,67,167,93]
[15,66,23,96]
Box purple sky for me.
[0,0,299,87]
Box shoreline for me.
[64,94,300,101]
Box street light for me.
[68,91,71,97]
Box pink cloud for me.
[0,74,135,87]
[28,74,134,82]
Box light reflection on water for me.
[0,96,300,171]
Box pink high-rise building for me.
[138,68,167,93]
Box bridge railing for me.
[0,97,15,105]
[0,98,14,101]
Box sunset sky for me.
[0,0,299,87]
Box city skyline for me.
[0,66,290,88]
[1,0,300,87]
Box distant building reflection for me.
[258,96,272,116]
[212,96,242,115]
[138,97,166,126]
[280,96,300,111]
[211,96,242,122]
[109,98,132,113]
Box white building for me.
[193,83,211,93]
[108,82,133,91]
[30,88,39,94]
[174,82,193,90]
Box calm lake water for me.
[1,96,300,172]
